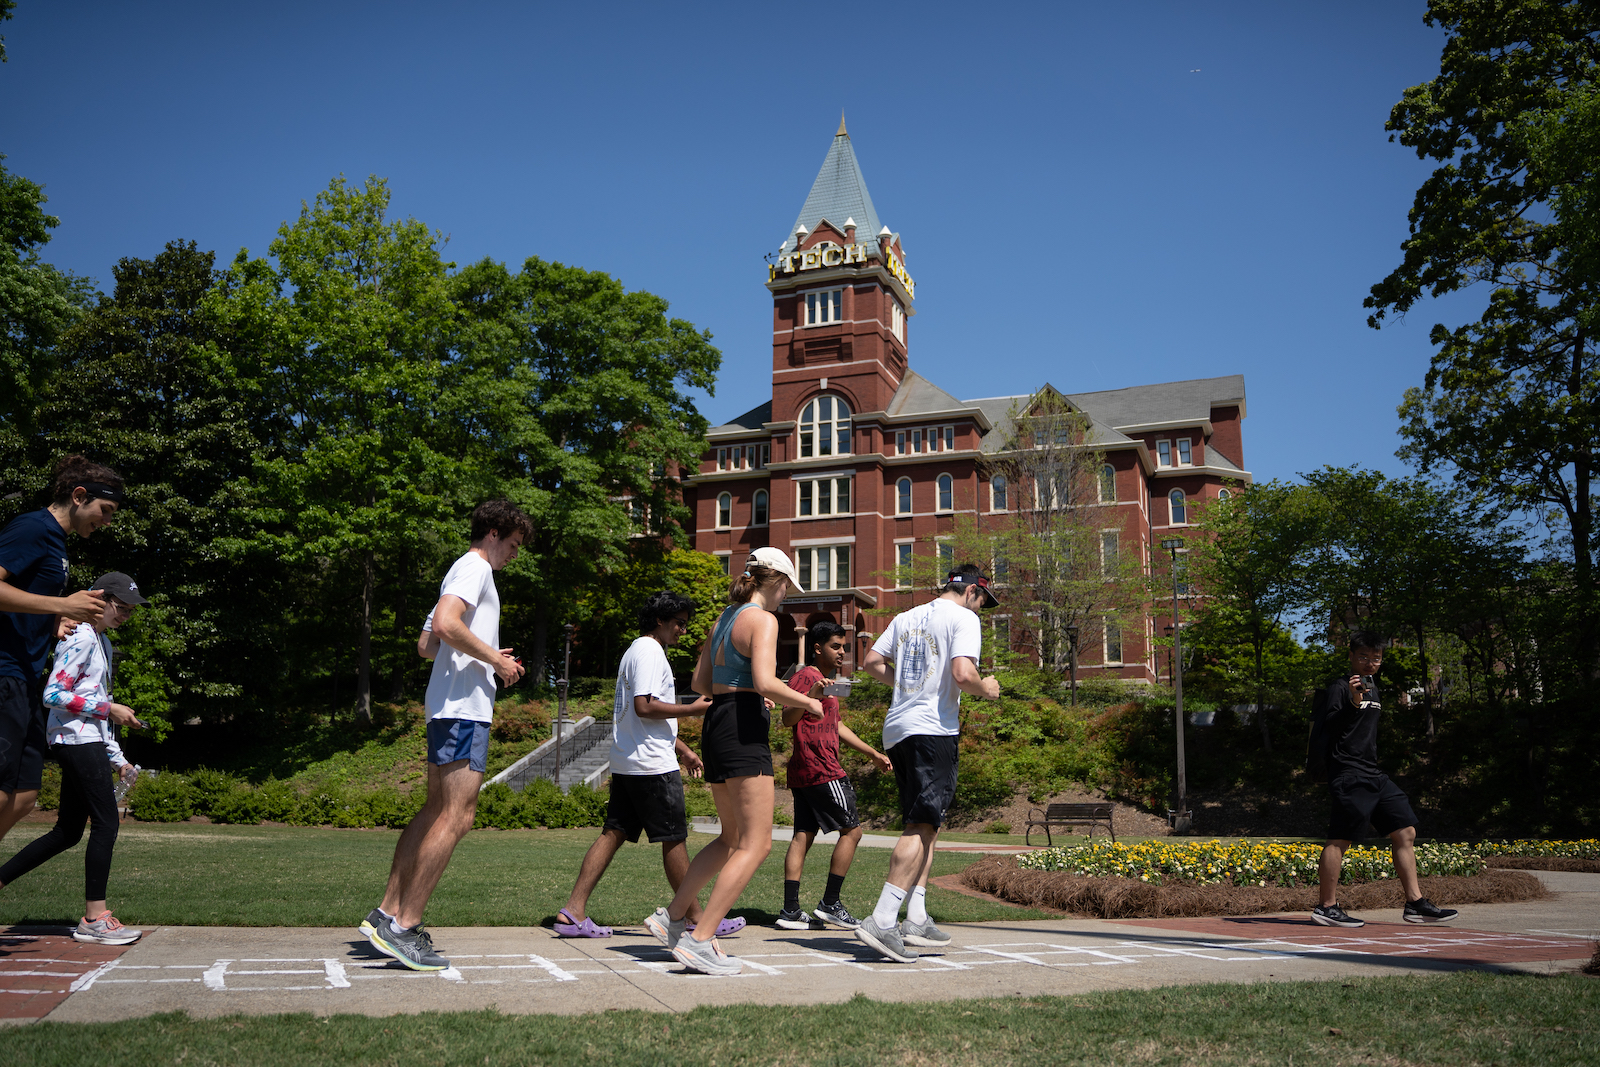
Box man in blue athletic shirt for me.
[0,456,126,846]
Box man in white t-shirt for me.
[365,500,530,971]
[550,591,712,937]
[854,564,999,963]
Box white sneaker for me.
[671,932,742,976]
[901,917,952,947]
[644,906,686,949]
[73,911,141,946]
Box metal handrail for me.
[504,718,612,791]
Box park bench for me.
[1024,803,1116,846]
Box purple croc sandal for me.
[685,916,746,937]
[553,909,612,938]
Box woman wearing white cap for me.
[644,547,822,975]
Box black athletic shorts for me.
[1327,771,1417,841]
[889,734,959,828]
[0,676,46,794]
[792,776,861,835]
[604,770,688,843]
[701,691,772,783]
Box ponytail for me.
[729,565,783,604]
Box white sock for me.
[872,883,907,928]
[907,886,929,925]
[378,907,394,920]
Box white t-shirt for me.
[423,551,501,723]
[872,597,982,750]
[610,635,679,775]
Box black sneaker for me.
[1311,904,1365,928]
[812,899,861,930]
[774,907,821,930]
[1403,897,1459,924]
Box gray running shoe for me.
[1311,904,1365,929]
[671,932,742,976]
[775,907,820,930]
[901,917,952,947]
[73,911,141,946]
[358,907,388,938]
[373,918,448,971]
[854,917,919,963]
[812,900,861,930]
[644,906,686,949]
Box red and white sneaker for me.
[74,911,142,945]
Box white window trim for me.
[795,475,852,519]
[798,394,852,460]
[895,476,913,515]
[1168,488,1188,526]
[1176,437,1193,467]
[1103,620,1124,666]
[752,488,769,527]
[936,472,955,512]
[895,543,914,589]
[989,474,1008,513]
[1156,440,1172,468]
[716,491,732,529]
[803,287,845,328]
[794,544,854,592]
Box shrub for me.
[35,762,62,811]
[185,768,241,819]
[129,771,194,822]
[490,700,553,743]
[987,821,1012,834]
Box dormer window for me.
[1157,440,1172,467]
[799,395,851,458]
[806,289,843,326]
[1177,438,1193,466]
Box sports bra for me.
[709,603,762,688]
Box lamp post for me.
[1065,624,1079,706]
[554,623,574,790]
[1160,538,1191,834]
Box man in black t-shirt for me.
[1311,632,1457,929]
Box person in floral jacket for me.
[0,572,148,944]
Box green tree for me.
[446,256,721,684]
[563,548,729,683]
[22,241,285,736]
[0,0,15,63]
[1366,1,1600,682]
[1187,480,1323,751]
[215,176,468,721]
[0,155,94,432]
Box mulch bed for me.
[1484,856,1600,873]
[960,856,1551,920]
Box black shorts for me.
[701,691,772,783]
[604,771,688,843]
[1327,772,1417,841]
[0,676,46,794]
[889,734,959,828]
[792,777,861,835]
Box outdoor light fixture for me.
[554,623,575,790]
[1065,624,1079,706]
[1160,538,1191,833]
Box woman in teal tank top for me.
[643,548,822,975]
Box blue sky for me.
[2,2,1474,484]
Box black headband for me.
[79,482,126,505]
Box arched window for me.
[1217,488,1231,502]
[937,474,953,511]
[991,475,1007,511]
[896,477,912,515]
[752,489,768,526]
[717,492,732,528]
[1168,489,1187,525]
[798,394,851,458]
[1100,464,1116,503]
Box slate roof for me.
[708,400,772,434]
[964,375,1247,455]
[885,370,966,418]
[779,126,885,255]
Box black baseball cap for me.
[945,570,999,608]
[90,572,149,605]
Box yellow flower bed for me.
[1017,839,1485,887]
[1475,838,1599,860]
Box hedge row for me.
[126,769,608,830]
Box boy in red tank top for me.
[774,621,892,930]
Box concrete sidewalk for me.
[4,872,1593,1024]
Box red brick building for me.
[682,122,1251,683]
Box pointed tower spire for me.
[781,122,884,253]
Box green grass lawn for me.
[0,823,1054,928]
[8,972,1595,1066]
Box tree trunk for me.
[356,551,374,723]
[1416,620,1434,739]
[388,550,409,702]
[1570,331,1596,683]
[1253,633,1273,753]
[528,601,550,690]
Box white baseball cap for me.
[746,547,801,592]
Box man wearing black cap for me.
[0,456,125,847]
[854,563,1000,963]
